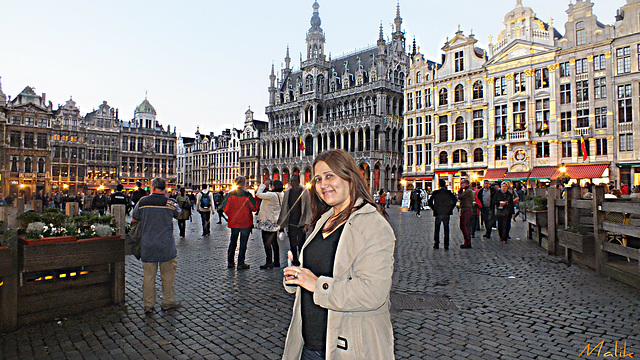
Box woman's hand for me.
[284,266,318,292]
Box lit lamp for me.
[62,184,69,190]
[471,173,479,181]
[19,184,25,189]
[558,165,567,173]
[305,182,312,189]
[400,179,407,190]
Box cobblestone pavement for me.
[2,207,639,359]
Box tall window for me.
[560,62,571,77]
[473,148,483,162]
[416,144,423,165]
[578,138,590,158]
[416,72,422,83]
[576,21,586,46]
[454,117,465,141]
[24,132,34,149]
[577,109,590,128]
[595,107,607,129]
[416,90,422,109]
[617,46,631,74]
[535,68,549,89]
[439,115,448,142]
[10,131,20,147]
[425,88,432,107]
[594,54,606,71]
[576,80,589,102]
[425,115,432,136]
[620,134,633,152]
[416,116,423,137]
[495,105,507,138]
[439,151,448,165]
[576,58,588,74]
[454,84,464,102]
[535,99,550,133]
[425,143,432,165]
[562,141,572,158]
[473,80,483,99]
[407,93,413,111]
[454,51,464,72]
[406,118,414,138]
[38,118,47,127]
[473,110,483,139]
[536,142,550,158]
[560,84,571,104]
[514,72,526,92]
[38,158,45,173]
[439,88,448,106]
[10,156,18,172]
[495,145,507,160]
[407,145,413,166]
[513,101,526,131]
[560,111,572,133]
[594,77,606,99]
[24,157,33,173]
[596,138,608,156]
[494,76,507,96]
[618,84,632,123]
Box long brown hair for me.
[310,149,387,233]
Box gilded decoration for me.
[605,51,612,58]
[505,73,515,80]
[487,77,495,84]
[523,69,535,76]
[587,55,594,62]
[569,59,576,65]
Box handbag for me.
[254,192,282,232]
[125,221,142,260]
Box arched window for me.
[11,156,18,172]
[38,157,45,173]
[473,148,484,162]
[24,157,32,173]
[454,84,464,102]
[473,80,484,99]
[416,71,422,83]
[439,151,448,165]
[455,117,465,141]
[452,150,467,163]
[576,21,585,46]
[317,75,325,93]
[439,88,448,106]
[305,75,314,92]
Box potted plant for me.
[520,195,548,227]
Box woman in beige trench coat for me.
[283,149,396,360]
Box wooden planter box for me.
[525,210,548,227]
[557,230,596,268]
[0,246,18,333]
[17,236,125,327]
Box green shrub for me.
[519,195,547,212]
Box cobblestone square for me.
[2,207,639,359]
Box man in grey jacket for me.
[277,175,311,266]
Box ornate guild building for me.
[239,108,267,189]
[262,1,407,191]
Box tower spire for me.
[379,22,384,42]
[285,45,291,69]
[394,1,402,34]
[412,36,417,56]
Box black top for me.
[288,187,304,226]
[301,221,345,352]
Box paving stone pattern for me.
[2,207,639,359]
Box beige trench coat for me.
[282,201,396,360]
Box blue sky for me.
[0,0,623,137]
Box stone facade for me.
[51,98,88,195]
[84,101,120,191]
[262,1,406,192]
[239,108,268,189]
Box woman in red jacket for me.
[219,176,260,270]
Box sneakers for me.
[460,244,472,249]
[161,302,181,311]
[237,264,250,270]
[416,214,421,218]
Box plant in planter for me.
[519,195,548,212]
[77,224,118,240]
[22,221,71,240]
[0,221,18,249]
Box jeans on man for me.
[460,208,472,246]
[470,207,479,235]
[228,227,251,266]
[142,257,177,310]
[287,225,306,265]
[199,211,211,235]
[434,215,450,248]
[480,207,494,236]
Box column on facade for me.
[354,129,359,153]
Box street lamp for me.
[400,179,407,190]
[558,165,567,173]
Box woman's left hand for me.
[284,266,318,292]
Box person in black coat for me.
[427,179,458,249]
[493,181,515,244]
[475,180,498,238]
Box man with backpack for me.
[196,184,214,236]
[427,179,458,249]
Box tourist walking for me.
[219,176,260,270]
[131,177,181,314]
[175,188,191,238]
[255,179,285,269]
[196,184,214,236]
[91,190,108,216]
[476,180,497,238]
[278,174,312,267]
[282,149,395,359]
[130,181,147,207]
[411,186,424,217]
[494,181,515,244]
[427,179,458,249]
[458,179,474,249]
[469,182,479,237]
[213,190,226,224]
[109,184,130,213]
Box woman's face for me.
[314,161,351,213]
[501,183,508,192]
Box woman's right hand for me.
[284,266,318,292]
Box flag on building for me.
[580,135,588,161]
[299,137,305,152]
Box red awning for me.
[483,168,507,180]
[503,171,530,181]
[552,163,609,180]
[529,166,558,180]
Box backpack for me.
[200,192,211,209]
